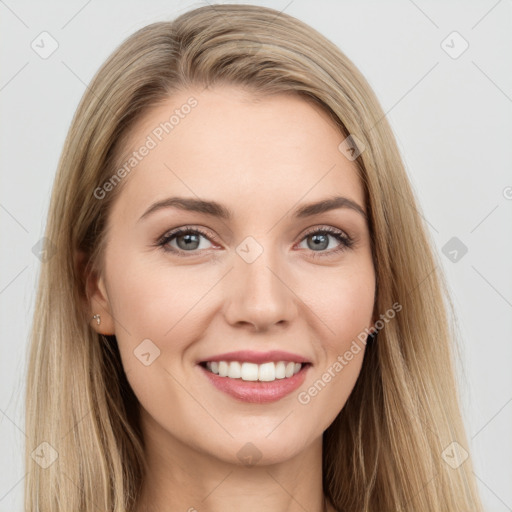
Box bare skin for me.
[87,86,376,512]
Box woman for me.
[25,4,485,511]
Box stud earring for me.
[92,314,101,326]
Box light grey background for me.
[1,1,511,510]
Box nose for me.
[222,243,297,332]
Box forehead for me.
[109,86,365,224]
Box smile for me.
[198,361,311,403]
[203,360,303,382]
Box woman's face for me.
[90,86,376,466]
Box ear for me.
[76,250,116,335]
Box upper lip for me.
[199,350,311,365]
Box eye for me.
[296,226,354,258]
[157,227,216,255]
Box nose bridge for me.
[223,233,296,329]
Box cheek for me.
[305,255,376,346]
[104,248,228,396]
[106,249,208,337]
[329,276,375,346]
[104,251,207,405]
[296,261,374,416]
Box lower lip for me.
[199,364,310,403]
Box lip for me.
[199,362,311,403]
[198,350,311,365]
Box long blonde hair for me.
[25,4,484,511]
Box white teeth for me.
[218,361,229,377]
[285,362,295,378]
[241,362,259,381]
[227,361,241,379]
[258,362,275,381]
[275,361,286,379]
[205,360,304,382]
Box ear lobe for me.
[88,274,116,335]
[77,250,116,335]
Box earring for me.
[92,314,101,326]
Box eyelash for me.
[155,225,355,259]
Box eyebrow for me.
[138,195,367,222]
